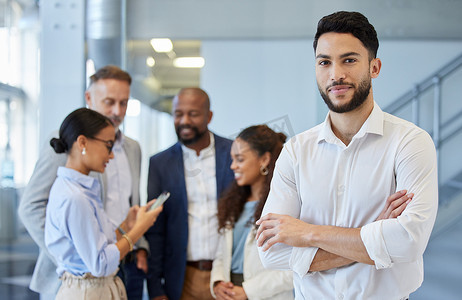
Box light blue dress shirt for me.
[45,167,120,277]
[231,200,258,274]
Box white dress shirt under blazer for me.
[182,133,219,261]
[105,133,132,227]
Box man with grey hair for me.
[19,65,147,300]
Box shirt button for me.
[338,294,344,300]
[339,185,345,192]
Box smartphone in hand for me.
[149,191,170,211]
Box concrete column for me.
[39,0,85,144]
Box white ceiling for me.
[127,0,462,40]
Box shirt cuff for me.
[106,244,121,275]
[360,220,392,269]
[289,246,318,277]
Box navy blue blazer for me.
[145,133,234,300]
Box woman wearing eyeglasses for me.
[44,108,162,300]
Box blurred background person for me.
[211,125,294,300]
[45,108,162,300]
[18,65,147,300]
[145,87,234,300]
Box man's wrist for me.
[118,225,127,235]
[213,280,223,287]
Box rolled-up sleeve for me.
[361,130,438,269]
[289,246,318,277]
[258,143,318,274]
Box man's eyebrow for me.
[316,52,362,60]
[340,52,361,58]
[315,54,331,60]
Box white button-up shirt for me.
[182,133,219,261]
[258,103,438,300]
[105,132,132,228]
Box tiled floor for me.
[0,231,39,300]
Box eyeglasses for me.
[90,137,115,153]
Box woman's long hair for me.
[217,125,286,232]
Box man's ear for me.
[84,90,92,108]
[370,58,382,79]
[207,110,213,124]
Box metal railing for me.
[384,52,462,206]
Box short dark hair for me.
[88,65,132,86]
[50,108,113,154]
[313,11,379,60]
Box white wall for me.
[201,40,317,138]
[374,40,462,108]
[123,101,176,203]
[201,39,462,138]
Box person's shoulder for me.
[27,130,67,182]
[383,112,432,140]
[278,125,323,162]
[123,134,139,145]
[49,176,84,207]
[383,112,416,128]
[213,133,233,145]
[286,124,322,146]
[42,129,64,153]
[122,134,141,150]
[213,133,233,156]
[150,142,181,161]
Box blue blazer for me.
[145,133,234,300]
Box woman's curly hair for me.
[217,125,286,232]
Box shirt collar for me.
[57,166,100,191]
[317,101,384,144]
[358,101,384,137]
[114,130,125,149]
[181,131,215,157]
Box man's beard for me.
[318,76,371,113]
[175,125,207,145]
[110,116,123,128]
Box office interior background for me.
[1,0,461,299]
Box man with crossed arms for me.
[257,11,438,300]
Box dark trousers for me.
[117,252,146,300]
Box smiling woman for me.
[44,108,163,300]
[210,125,293,300]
